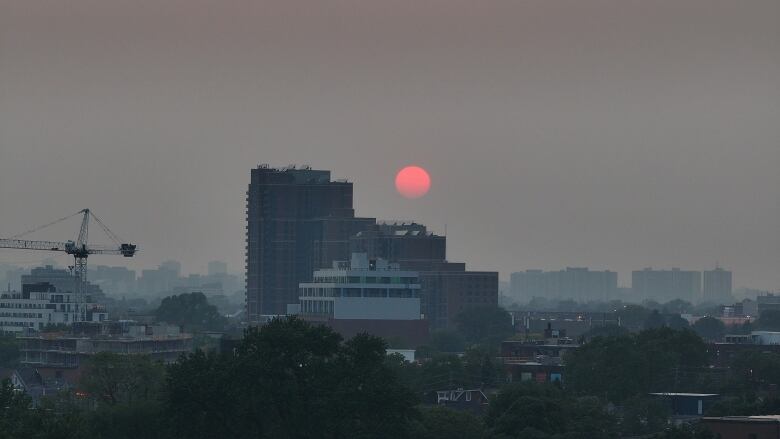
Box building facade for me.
[18,321,192,368]
[349,222,498,329]
[298,253,422,320]
[297,253,428,346]
[704,267,733,304]
[246,166,374,319]
[509,267,618,303]
[632,268,702,303]
[0,283,107,334]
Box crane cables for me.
[9,210,85,239]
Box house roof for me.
[437,388,488,402]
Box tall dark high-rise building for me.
[246,166,374,318]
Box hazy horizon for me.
[1,0,778,290]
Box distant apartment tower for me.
[703,267,733,304]
[246,166,374,318]
[509,268,618,303]
[632,268,701,303]
[350,222,497,329]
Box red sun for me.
[395,165,431,199]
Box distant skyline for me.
[1,1,778,289]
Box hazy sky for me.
[1,0,778,289]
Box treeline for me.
[2,318,735,439]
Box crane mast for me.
[0,209,137,323]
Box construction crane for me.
[0,209,137,322]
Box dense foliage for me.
[0,335,19,368]
[566,327,708,402]
[0,313,773,439]
[692,317,726,341]
[484,382,618,439]
[454,306,514,349]
[154,292,226,332]
[166,317,418,439]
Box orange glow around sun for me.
[395,165,431,199]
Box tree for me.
[0,336,19,368]
[662,299,694,315]
[619,396,670,436]
[165,317,418,439]
[484,382,618,439]
[80,353,166,406]
[566,328,708,402]
[581,325,629,341]
[644,310,666,330]
[462,346,502,388]
[154,292,226,332]
[0,379,33,439]
[410,407,485,439]
[665,314,690,330]
[454,306,514,349]
[415,354,466,401]
[428,330,466,353]
[729,351,780,389]
[692,317,726,341]
[616,305,650,331]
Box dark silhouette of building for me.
[246,166,374,318]
[350,222,497,329]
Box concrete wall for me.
[333,297,420,320]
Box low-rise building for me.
[499,339,576,384]
[648,393,720,417]
[0,282,107,334]
[297,253,428,346]
[18,321,192,369]
[435,388,490,414]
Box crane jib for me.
[0,209,137,323]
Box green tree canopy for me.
[616,305,650,331]
[165,317,418,439]
[484,382,618,439]
[566,327,708,402]
[692,316,726,341]
[428,330,466,353]
[154,292,226,332]
[80,352,166,406]
[454,306,514,349]
[581,324,630,341]
[665,314,690,330]
[0,335,19,368]
[644,310,666,330]
[410,407,485,439]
